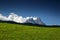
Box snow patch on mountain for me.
[0,13,45,25]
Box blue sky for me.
[0,0,60,25]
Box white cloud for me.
[0,13,45,25]
[0,14,9,21]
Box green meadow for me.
[0,23,60,40]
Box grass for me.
[0,23,60,40]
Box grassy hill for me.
[0,23,60,40]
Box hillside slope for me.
[0,23,60,40]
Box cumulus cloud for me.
[0,13,45,25]
[0,14,9,21]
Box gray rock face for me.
[33,18,45,25]
[26,17,45,25]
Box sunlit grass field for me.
[0,23,60,40]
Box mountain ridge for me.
[0,20,60,27]
[0,13,45,25]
